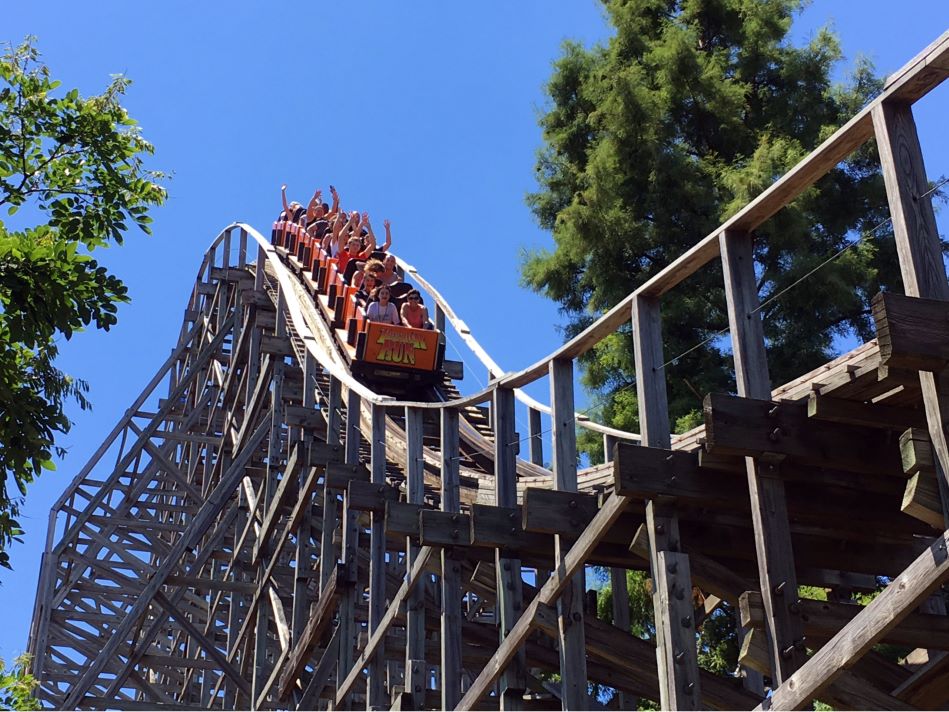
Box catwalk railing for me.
[26,28,949,711]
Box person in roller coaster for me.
[355,270,380,306]
[279,184,306,224]
[366,284,401,325]
[305,184,339,240]
[337,212,376,276]
[378,251,400,286]
[400,288,431,329]
[353,258,384,290]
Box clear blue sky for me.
[1,2,947,661]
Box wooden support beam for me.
[471,503,549,550]
[385,501,422,538]
[62,415,271,709]
[253,441,305,565]
[152,591,253,700]
[493,386,527,708]
[807,392,927,431]
[404,405,426,709]
[874,98,949,527]
[367,403,387,708]
[528,407,544,467]
[336,388,361,711]
[440,407,463,711]
[550,358,587,709]
[347,479,400,512]
[762,528,949,710]
[704,392,904,477]
[522,488,600,534]
[457,492,631,710]
[335,546,435,707]
[603,430,632,710]
[532,602,762,710]
[632,293,701,709]
[420,510,472,546]
[872,292,949,372]
[319,375,343,594]
[296,626,340,710]
[742,591,949,651]
[278,563,344,699]
[721,227,803,688]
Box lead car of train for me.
[271,220,446,393]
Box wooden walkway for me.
[26,30,949,711]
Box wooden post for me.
[720,228,806,682]
[238,227,248,268]
[440,407,463,710]
[404,406,426,709]
[528,407,544,467]
[319,375,342,594]
[631,294,701,709]
[604,433,631,711]
[549,358,588,709]
[222,229,231,271]
[494,387,526,709]
[368,403,387,708]
[337,388,361,711]
[292,352,315,642]
[874,100,949,523]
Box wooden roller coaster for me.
[25,30,949,710]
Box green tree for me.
[523,0,900,448]
[0,654,39,710]
[0,38,165,569]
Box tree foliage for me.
[0,38,165,569]
[523,0,901,445]
[595,569,739,706]
[0,655,39,711]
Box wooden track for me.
[26,29,949,711]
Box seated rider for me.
[337,214,376,277]
[400,289,430,329]
[354,258,385,290]
[355,271,379,306]
[379,253,400,286]
[366,285,401,325]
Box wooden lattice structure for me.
[26,30,949,710]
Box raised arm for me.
[281,184,290,216]
[327,185,340,219]
[360,213,377,255]
[379,218,393,252]
[306,188,322,223]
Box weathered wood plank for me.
[533,601,762,710]
[278,564,344,699]
[494,386,527,707]
[872,292,949,372]
[762,528,949,710]
[522,488,599,535]
[632,294,701,708]
[367,403,387,708]
[334,546,435,707]
[704,392,904,476]
[347,479,400,512]
[874,98,949,529]
[439,406,463,710]
[419,510,472,547]
[457,492,632,710]
[808,393,927,431]
[550,358,587,709]
[385,501,422,540]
